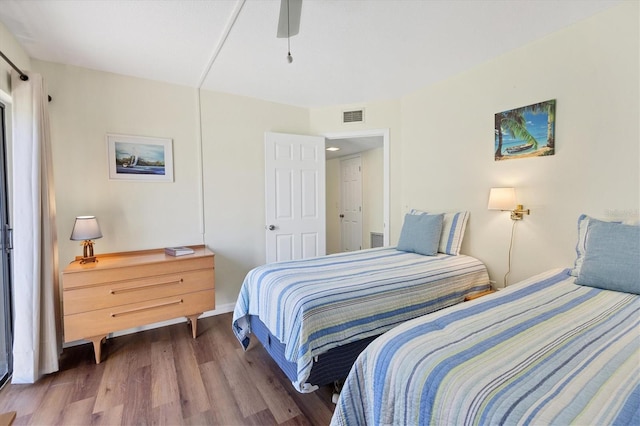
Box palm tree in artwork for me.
[525,100,555,150]
[494,110,537,158]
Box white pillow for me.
[570,214,591,277]
[409,209,470,255]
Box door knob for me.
[339,214,344,218]
[267,224,276,231]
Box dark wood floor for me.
[0,313,337,425]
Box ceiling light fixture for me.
[287,0,293,63]
[326,147,340,152]
[277,0,302,64]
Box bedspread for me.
[331,268,640,425]
[232,247,490,392]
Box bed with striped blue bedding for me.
[232,247,490,392]
[331,268,640,425]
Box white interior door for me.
[265,132,326,263]
[340,156,362,252]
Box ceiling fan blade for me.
[277,0,302,38]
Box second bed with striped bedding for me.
[331,268,639,425]
[232,247,490,392]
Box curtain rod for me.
[0,49,52,102]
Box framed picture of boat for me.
[494,99,555,161]
[107,133,174,181]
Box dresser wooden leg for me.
[88,335,106,364]
[186,314,202,338]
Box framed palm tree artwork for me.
[494,99,556,161]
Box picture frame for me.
[494,99,556,161]
[107,133,174,181]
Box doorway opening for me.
[324,129,389,254]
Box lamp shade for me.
[488,188,516,210]
[70,216,103,240]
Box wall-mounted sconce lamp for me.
[70,216,103,264]
[488,188,530,287]
[488,187,530,220]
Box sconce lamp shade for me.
[488,187,516,210]
[70,216,103,241]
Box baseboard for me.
[62,302,236,349]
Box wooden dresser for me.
[62,245,215,363]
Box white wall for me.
[33,61,204,266]
[325,157,341,254]
[400,1,639,286]
[0,22,31,95]
[362,147,384,247]
[199,90,309,306]
[310,99,403,242]
[32,62,311,310]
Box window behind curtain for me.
[0,101,13,389]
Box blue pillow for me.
[409,209,469,255]
[575,218,640,294]
[397,213,444,256]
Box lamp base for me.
[80,240,98,264]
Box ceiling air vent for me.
[343,109,365,124]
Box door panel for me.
[275,169,293,219]
[301,170,317,217]
[265,132,326,263]
[340,156,363,252]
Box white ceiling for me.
[0,0,621,109]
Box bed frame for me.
[250,315,378,388]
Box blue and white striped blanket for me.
[331,268,640,425]
[232,247,490,392]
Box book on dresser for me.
[165,246,195,256]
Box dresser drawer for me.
[64,289,215,342]
[63,269,214,315]
[63,255,214,289]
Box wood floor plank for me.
[0,375,53,418]
[151,400,185,426]
[58,396,94,425]
[170,325,211,418]
[151,340,180,408]
[183,409,216,426]
[0,313,337,425]
[26,381,73,425]
[8,413,30,426]
[90,404,124,426]
[236,345,302,423]
[209,314,244,360]
[91,342,131,414]
[241,408,279,425]
[217,349,268,418]
[199,360,246,425]
[274,371,335,425]
[279,414,315,426]
[120,365,152,425]
[57,350,106,405]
